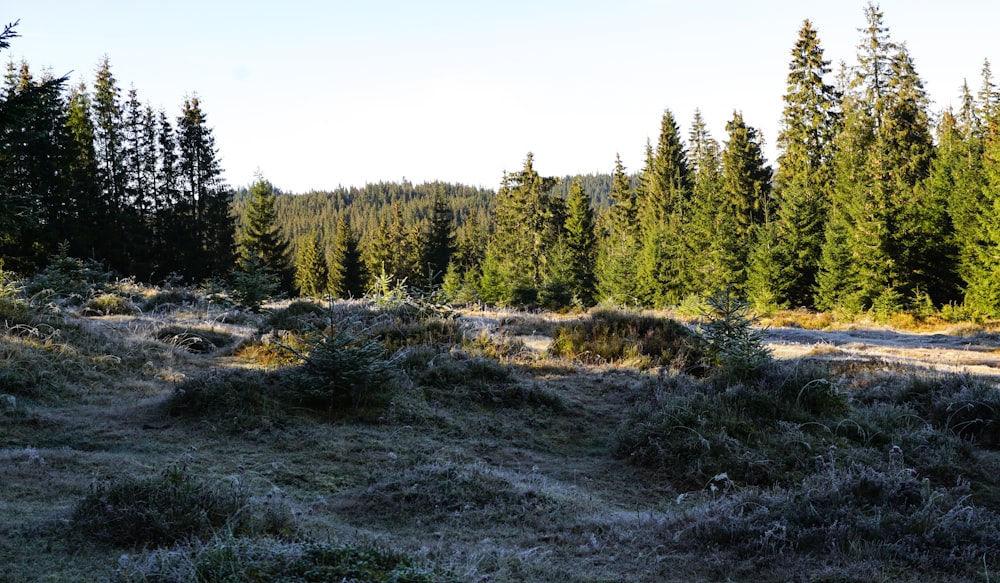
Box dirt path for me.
[765,326,1000,378]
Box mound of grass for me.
[667,463,1000,576]
[116,536,452,583]
[141,289,201,313]
[551,308,706,371]
[71,464,293,548]
[168,369,285,431]
[260,299,327,333]
[155,325,236,354]
[855,373,1000,449]
[612,363,846,488]
[412,352,563,411]
[341,460,564,528]
[80,293,138,317]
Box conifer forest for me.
[10,4,1000,582]
[2,5,1000,318]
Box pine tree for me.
[294,231,329,297]
[755,19,839,309]
[817,4,939,313]
[238,174,291,292]
[422,190,456,287]
[635,109,691,306]
[174,95,234,281]
[329,216,366,298]
[479,153,562,305]
[595,153,640,305]
[685,110,724,295]
[562,177,597,306]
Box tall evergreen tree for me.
[422,190,456,287]
[685,110,724,295]
[479,153,562,305]
[0,60,73,269]
[712,112,772,291]
[635,109,691,306]
[237,174,291,292]
[562,177,597,306]
[174,95,233,281]
[595,153,640,305]
[294,231,329,297]
[753,19,839,309]
[329,216,366,298]
[817,4,939,312]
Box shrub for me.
[23,246,112,304]
[699,286,771,380]
[71,463,292,548]
[551,308,706,371]
[280,317,399,413]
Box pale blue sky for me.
[6,1,998,192]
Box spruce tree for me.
[174,96,234,281]
[595,153,640,305]
[329,216,366,298]
[294,231,329,297]
[684,110,724,295]
[562,177,597,306]
[238,174,291,292]
[422,190,456,287]
[479,153,562,305]
[755,20,839,309]
[635,109,691,306]
[714,112,772,291]
[817,4,939,313]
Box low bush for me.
[550,308,706,371]
[71,463,293,548]
[280,319,399,413]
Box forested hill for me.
[234,174,615,260]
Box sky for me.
[6,1,1000,193]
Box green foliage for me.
[23,246,112,303]
[550,308,706,371]
[293,231,329,297]
[228,255,280,312]
[71,463,292,548]
[281,316,399,413]
[699,286,772,379]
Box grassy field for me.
[3,281,1000,582]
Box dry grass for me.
[5,294,1000,581]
